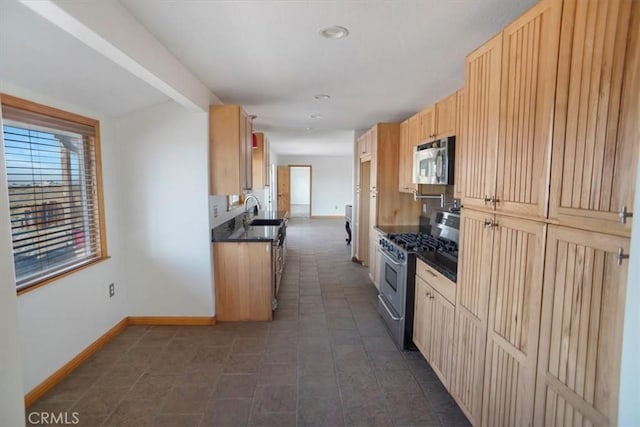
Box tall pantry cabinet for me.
[535,0,638,425]
[452,0,639,426]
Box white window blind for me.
[1,96,106,291]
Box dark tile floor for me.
[26,218,471,427]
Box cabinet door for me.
[460,33,502,212]
[482,216,546,427]
[430,292,455,388]
[549,0,639,237]
[456,209,494,320]
[454,89,465,198]
[451,209,494,425]
[239,111,249,192]
[252,132,264,189]
[413,276,433,358]
[495,0,561,221]
[534,226,630,426]
[419,106,436,142]
[398,120,415,193]
[452,308,487,427]
[435,92,457,139]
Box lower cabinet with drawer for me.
[413,258,456,388]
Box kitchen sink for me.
[249,218,283,226]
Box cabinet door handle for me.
[484,219,498,229]
[616,248,630,265]
[423,268,437,277]
[620,206,633,224]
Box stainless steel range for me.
[377,209,460,350]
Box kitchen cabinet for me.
[355,123,420,265]
[461,0,561,220]
[451,209,493,426]
[357,129,373,159]
[370,228,384,289]
[459,33,502,212]
[493,0,561,221]
[534,226,630,426]
[435,92,457,139]
[548,0,639,237]
[454,89,465,198]
[213,241,272,321]
[414,259,456,388]
[252,132,270,189]
[418,106,436,142]
[413,276,433,360]
[482,216,546,427]
[209,105,253,195]
[398,119,415,194]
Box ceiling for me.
[119,0,536,155]
[0,0,169,117]
[1,0,537,156]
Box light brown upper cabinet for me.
[460,33,502,212]
[252,132,270,189]
[494,0,561,221]
[454,89,465,198]
[398,119,416,194]
[435,92,458,139]
[209,105,253,195]
[549,0,639,237]
[534,225,630,426]
[418,106,436,143]
[358,129,373,159]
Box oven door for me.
[377,248,408,349]
[378,249,407,315]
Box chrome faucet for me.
[244,194,262,213]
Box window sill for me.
[17,256,111,296]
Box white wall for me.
[290,166,310,204]
[115,101,213,316]
[0,83,128,394]
[0,103,26,426]
[278,155,353,217]
[618,161,640,425]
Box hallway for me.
[26,219,469,426]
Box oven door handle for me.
[378,294,402,321]
[378,248,405,266]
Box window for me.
[1,94,107,292]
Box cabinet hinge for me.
[616,248,630,266]
[619,206,633,224]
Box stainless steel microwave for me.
[413,136,455,185]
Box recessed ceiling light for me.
[319,25,349,39]
[314,94,331,100]
[309,114,323,119]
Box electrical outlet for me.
[108,283,115,298]
[422,204,427,214]
[213,205,219,218]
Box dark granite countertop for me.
[211,211,288,243]
[374,225,425,235]
[416,251,458,283]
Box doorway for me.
[289,165,311,217]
